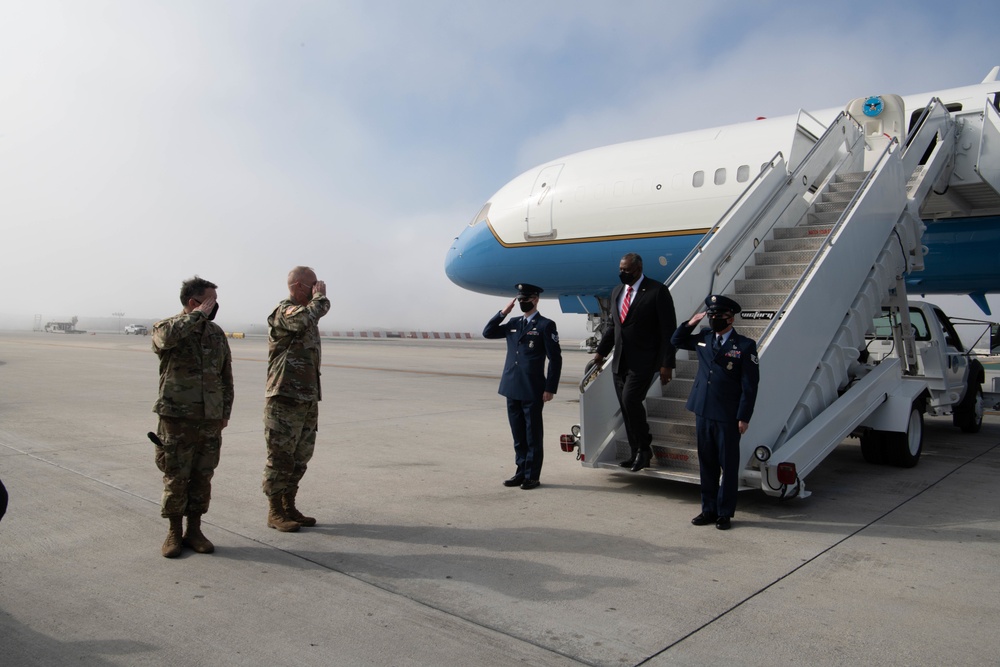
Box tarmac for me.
[0,331,997,666]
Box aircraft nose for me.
[444,215,505,296]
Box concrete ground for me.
[0,332,997,666]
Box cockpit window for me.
[469,203,490,227]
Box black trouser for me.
[613,368,655,455]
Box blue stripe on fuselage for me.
[445,220,702,299]
[446,214,1000,310]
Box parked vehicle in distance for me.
[124,324,148,335]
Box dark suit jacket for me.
[483,311,562,401]
[596,277,677,375]
[671,323,759,423]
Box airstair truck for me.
[563,89,1000,499]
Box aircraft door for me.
[975,100,1000,196]
[525,164,563,240]
[846,94,905,170]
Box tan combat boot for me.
[183,514,215,554]
[267,494,300,532]
[161,516,183,558]
[282,488,316,527]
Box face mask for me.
[709,316,729,332]
[208,302,220,321]
[518,300,534,312]
[619,270,637,285]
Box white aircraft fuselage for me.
[445,70,1000,314]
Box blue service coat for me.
[483,311,562,401]
[671,322,759,423]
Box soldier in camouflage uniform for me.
[262,266,330,532]
[152,276,234,558]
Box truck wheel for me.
[860,430,885,464]
[953,383,983,434]
[886,405,923,468]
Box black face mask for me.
[708,315,729,332]
[619,270,637,286]
[518,300,534,313]
[208,302,220,321]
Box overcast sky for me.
[2,1,999,335]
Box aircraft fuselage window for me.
[693,170,705,187]
[714,168,726,185]
[737,165,750,182]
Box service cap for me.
[515,283,543,298]
[705,294,741,314]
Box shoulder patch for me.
[751,353,759,365]
[552,333,559,343]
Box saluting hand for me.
[195,296,216,317]
[501,298,516,316]
[688,311,706,326]
[313,280,327,297]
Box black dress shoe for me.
[715,517,732,530]
[618,458,636,468]
[630,450,651,472]
[502,476,524,487]
[691,512,718,526]
[520,479,540,490]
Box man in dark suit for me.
[483,283,563,490]
[672,294,759,530]
[593,253,677,472]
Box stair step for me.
[649,418,696,441]
[734,277,799,294]
[821,190,857,204]
[773,225,832,240]
[613,439,701,474]
[754,249,816,265]
[835,171,869,184]
[813,200,849,214]
[763,237,825,253]
[733,323,769,340]
[595,461,703,484]
[806,210,842,225]
[646,396,691,420]
[744,263,809,279]
[730,293,789,310]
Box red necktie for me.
[620,286,632,323]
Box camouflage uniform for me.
[152,310,234,518]
[262,292,330,498]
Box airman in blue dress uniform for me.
[672,294,759,530]
[483,284,562,490]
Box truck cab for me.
[864,301,987,434]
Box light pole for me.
[113,312,125,334]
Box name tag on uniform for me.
[697,342,706,347]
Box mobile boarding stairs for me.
[570,93,1000,498]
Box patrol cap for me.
[705,294,741,314]
[515,283,543,298]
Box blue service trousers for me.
[696,416,742,518]
[506,398,544,482]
